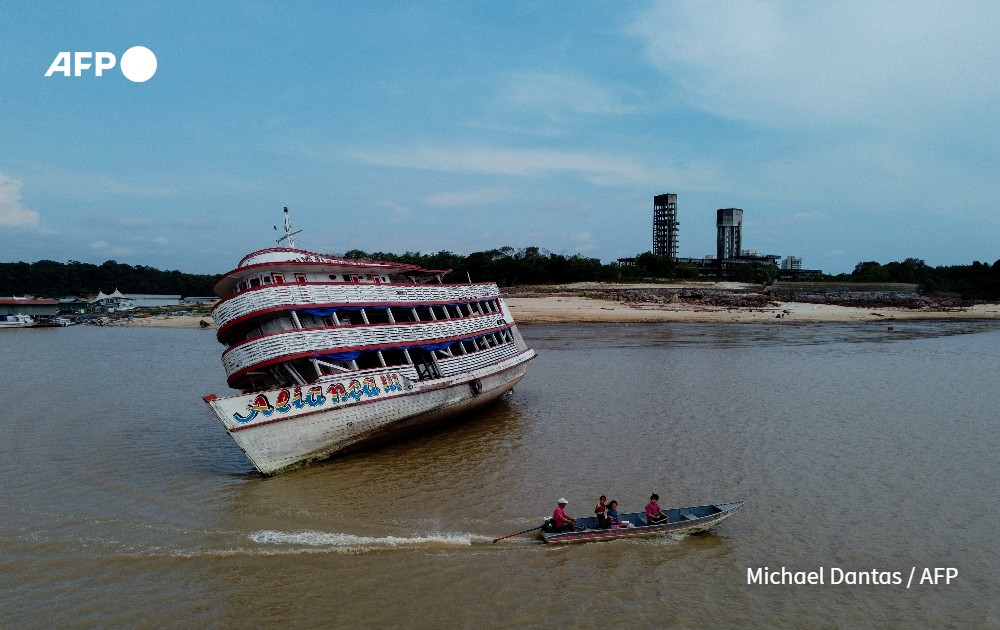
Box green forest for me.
[2,251,999,300]
[0,260,218,299]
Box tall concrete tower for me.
[653,193,678,260]
[717,208,743,261]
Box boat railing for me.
[437,343,521,376]
[213,282,501,328]
[222,314,511,378]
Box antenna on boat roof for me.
[276,206,303,248]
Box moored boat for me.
[33,316,74,327]
[203,208,537,474]
[0,314,36,328]
[539,501,744,544]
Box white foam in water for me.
[250,530,491,549]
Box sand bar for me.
[506,296,1000,324]
[107,296,1000,328]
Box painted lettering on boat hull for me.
[232,373,405,424]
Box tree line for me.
[833,258,1000,300]
[0,260,217,298]
[3,252,999,300]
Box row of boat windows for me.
[301,299,502,328]
[235,272,391,293]
[228,299,504,342]
[322,328,516,374]
[241,328,516,390]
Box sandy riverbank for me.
[109,296,1000,328]
[109,314,217,329]
[506,296,1000,323]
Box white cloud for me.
[0,172,40,227]
[423,188,513,208]
[502,70,637,117]
[376,199,412,223]
[629,2,1000,129]
[90,240,133,257]
[351,145,719,189]
[789,211,826,223]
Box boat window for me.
[390,307,416,323]
[355,352,383,371]
[415,306,434,321]
[272,273,285,283]
[262,276,272,284]
[366,308,392,325]
[315,358,351,375]
[328,275,339,281]
[410,348,441,380]
[380,349,409,367]
[349,275,361,283]
[249,277,261,288]
[294,274,307,283]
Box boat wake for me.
[249,529,492,551]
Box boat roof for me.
[213,248,452,296]
[0,297,60,305]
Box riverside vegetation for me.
[2,251,999,300]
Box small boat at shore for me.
[539,501,744,544]
[0,314,36,328]
[203,208,537,474]
[33,316,74,327]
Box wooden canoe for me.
[539,501,744,544]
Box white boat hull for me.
[205,350,533,474]
[0,315,36,328]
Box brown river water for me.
[1,321,998,628]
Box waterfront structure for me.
[717,208,743,262]
[653,193,679,260]
[203,208,537,474]
[782,256,803,270]
[0,297,59,317]
[89,289,135,312]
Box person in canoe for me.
[551,498,576,532]
[607,499,622,527]
[594,495,609,529]
[645,493,668,524]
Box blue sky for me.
[2,1,999,276]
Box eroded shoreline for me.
[107,281,1000,328]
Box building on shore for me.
[716,208,743,262]
[652,193,679,261]
[782,256,803,270]
[0,297,60,317]
[648,195,822,280]
[89,289,135,312]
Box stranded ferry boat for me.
[203,209,536,474]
